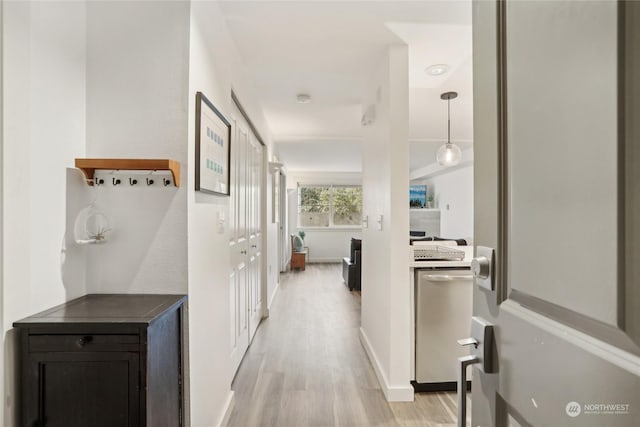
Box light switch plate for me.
[216,211,225,234]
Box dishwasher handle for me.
[422,274,474,282]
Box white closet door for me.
[248,136,263,341]
[229,104,265,377]
[229,113,249,376]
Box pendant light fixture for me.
[436,91,462,166]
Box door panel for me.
[229,111,249,377]
[237,125,248,245]
[229,263,249,376]
[625,0,640,348]
[472,1,640,426]
[248,138,263,341]
[26,352,139,427]
[506,0,619,326]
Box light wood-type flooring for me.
[226,263,469,427]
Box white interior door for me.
[471,1,640,426]
[248,135,263,341]
[229,111,249,376]
[229,102,266,376]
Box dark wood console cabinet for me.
[14,294,187,427]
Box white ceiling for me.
[277,140,362,173]
[218,1,473,172]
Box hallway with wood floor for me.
[226,263,466,426]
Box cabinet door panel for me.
[24,352,139,427]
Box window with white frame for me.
[297,185,362,228]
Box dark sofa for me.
[342,238,361,291]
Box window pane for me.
[298,186,330,227]
[332,187,362,226]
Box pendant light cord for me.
[447,97,451,146]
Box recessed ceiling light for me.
[296,94,311,104]
[425,64,450,76]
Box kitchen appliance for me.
[412,244,465,261]
[414,268,473,390]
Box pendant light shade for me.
[436,143,462,166]
[436,91,462,166]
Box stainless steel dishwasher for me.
[414,268,473,390]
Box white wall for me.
[186,5,233,423]
[84,1,190,294]
[266,168,279,307]
[409,209,441,236]
[2,2,87,424]
[187,2,275,426]
[360,45,412,402]
[413,164,473,240]
[0,5,4,422]
[2,3,276,427]
[286,171,362,262]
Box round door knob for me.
[471,256,490,280]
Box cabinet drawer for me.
[28,334,140,352]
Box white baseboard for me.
[217,390,234,427]
[359,328,414,402]
[268,281,280,310]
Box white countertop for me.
[409,246,473,268]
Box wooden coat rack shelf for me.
[75,158,181,187]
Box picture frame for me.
[409,185,427,208]
[195,91,231,195]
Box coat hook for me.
[146,178,154,186]
[112,178,121,186]
[94,177,104,186]
[129,178,138,186]
[163,178,171,186]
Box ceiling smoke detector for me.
[296,94,311,104]
[425,64,450,76]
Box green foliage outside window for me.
[298,185,362,227]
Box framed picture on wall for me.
[195,91,231,195]
[409,185,427,208]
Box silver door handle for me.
[457,337,478,348]
[472,246,495,291]
[470,257,490,279]
[458,355,480,427]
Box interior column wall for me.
[360,45,412,402]
[0,2,4,423]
